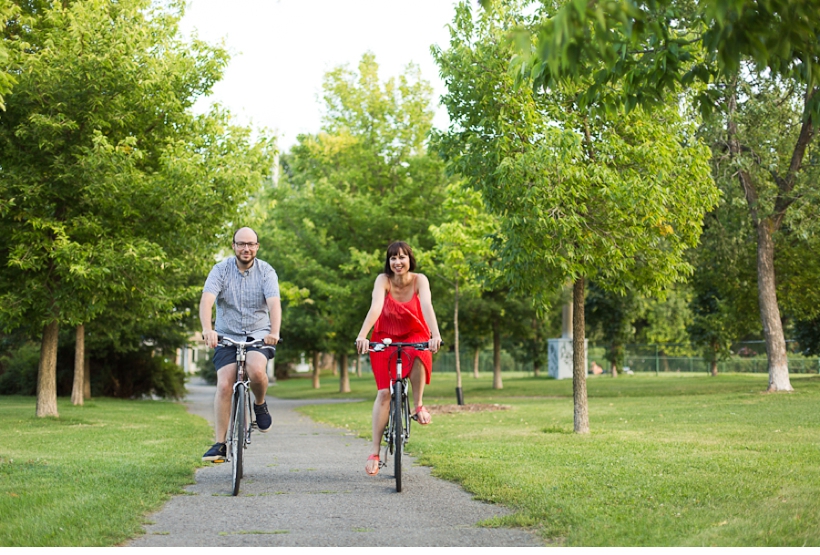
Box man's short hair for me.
[233,227,259,243]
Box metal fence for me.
[425,345,820,375]
[606,354,819,374]
[587,343,820,374]
[431,351,538,374]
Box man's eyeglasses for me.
[234,242,259,249]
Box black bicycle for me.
[369,338,430,492]
[218,336,276,496]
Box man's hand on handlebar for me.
[203,332,280,349]
[202,330,219,349]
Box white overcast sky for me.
[179,0,461,151]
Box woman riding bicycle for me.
[355,241,442,476]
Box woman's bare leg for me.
[367,388,390,474]
[409,358,431,424]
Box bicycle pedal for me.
[212,458,226,464]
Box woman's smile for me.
[390,252,410,274]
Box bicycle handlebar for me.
[216,335,278,350]
[367,339,431,352]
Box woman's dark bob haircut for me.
[384,241,416,275]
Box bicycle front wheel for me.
[231,385,246,496]
[393,380,403,492]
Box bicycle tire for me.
[231,386,246,496]
[393,380,403,492]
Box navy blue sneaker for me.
[254,401,272,432]
[202,442,226,462]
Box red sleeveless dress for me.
[370,276,432,390]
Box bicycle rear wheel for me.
[231,385,246,496]
[393,380,403,492]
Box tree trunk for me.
[757,220,793,391]
[454,280,462,391]
[473,346,480,378]
[338,352,350,393]
[709,342,719,376]
[727,79,798,393]
[312,351,321,389]
[71,323,85,406]
[532,318,540,377]
[83,357,91,399]
[573,277,589,434]
[492,318,502,389]
[36,320,60,418]
[611,360,618,378]
[356,354,362,378]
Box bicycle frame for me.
[384,347,411,447]
[228,342,253,441]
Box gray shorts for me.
[213,343,275,371]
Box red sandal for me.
[411,405,431,425]
[365,454,380,476]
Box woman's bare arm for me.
[416,274,442,353]
[355,274,388,354]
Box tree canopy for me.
[516,0,820,391]
[259,53,448,389]
[434,0,718,430]
[0,0,274,414]
[519,0,820,119]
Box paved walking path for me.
[128,379,542,547]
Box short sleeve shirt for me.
[203,257,280,342]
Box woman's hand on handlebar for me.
[428,336,442,353]
[356,337,370,355]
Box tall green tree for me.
[0,0,274,416]
[0,0,15,111]
[429,182,497,399]
[434,0,718,432]
[260,53,448,392]
[521,0,820,391]
[686,140,764,375]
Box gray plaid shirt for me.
[203,257,280,342]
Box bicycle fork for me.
[397,357,411,445]
[388,359,412,446]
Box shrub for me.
[0,341,186,399]
[197,351,217,384]
[91,348,187,399]
[0,342,41,395]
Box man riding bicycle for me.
[200,227,281,461]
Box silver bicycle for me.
[218,336,275,496]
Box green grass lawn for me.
[0,396,212,546]
[277,371,820,546]
[2,371,818,546]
